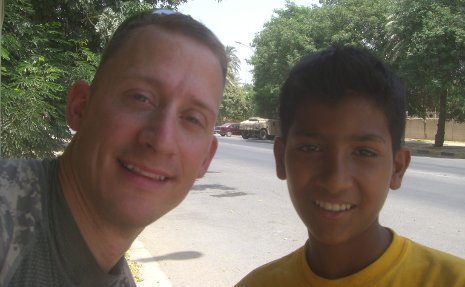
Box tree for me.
[251,3,316,118]
[225,45,240,84]
[2,0,98,158]
[315,0,393,52]
[250,0,391,118]
[1,0,4,155]
[386,0,465,146]
[219,45,253,122]
[250,0,465,146]
[219,83,253,122]
[1,0,193,158]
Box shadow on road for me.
[136,251,203,263]
[192,184,236,191]
[211,191,247,198]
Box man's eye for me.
[182,113,205,128]
[186,116,201,126]
[133,94,149,103]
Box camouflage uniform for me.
[0,159,136,287]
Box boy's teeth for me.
[125,164,166,181]
[315,200,353,212]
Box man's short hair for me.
[93,9,227,86]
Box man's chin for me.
[113,205,175,230]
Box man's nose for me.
[138,111,177,154]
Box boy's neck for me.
[305,225,392,279]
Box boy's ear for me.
[390,147,411,190]
[66,80,91,132]
[274,137,287,180]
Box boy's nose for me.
[138,111,177,154]
[315,153,353,194]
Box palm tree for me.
[225,45,241,85]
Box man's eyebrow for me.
[122,73,163,87]
[188,96,217,118]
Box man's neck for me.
[58,145,142,273]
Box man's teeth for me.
[124,164,166,181]
[315,200,353,212]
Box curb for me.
[129,239,172,287]
[409,148,465,159]
[406,140,465,159]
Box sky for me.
[178,0,318,84]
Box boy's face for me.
[274,93,410,246]
[65,27,223,228]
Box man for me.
[0,9,227,286]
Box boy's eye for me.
[355,148,377,157]
[298,144,320,152]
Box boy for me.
[236,46,465,286]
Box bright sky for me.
[178,0,318,84]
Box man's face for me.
[66,27,223,228]
[274,93,410,246]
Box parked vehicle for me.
[219,123,241,137]
[239,117,280,140]
[214,125,221,134]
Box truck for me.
[239,117,280,140]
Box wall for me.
[405,118,465,141]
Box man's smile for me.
[120,160,168,182]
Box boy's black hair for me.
[279,46,406,152]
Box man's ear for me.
[390,147,411,190]
[197,136,218,178]
[66,80,91,132]
[274,137,287,180]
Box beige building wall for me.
[405,118,465,141]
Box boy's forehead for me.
[291,93,390,136]
[296,92,383,115]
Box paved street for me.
[135,136,465,287]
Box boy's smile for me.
[274,92,409,247]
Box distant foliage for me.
[1,0,189,158]
[219,46,254,123]
[250,0,465,146]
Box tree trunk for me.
[434,91,447,147]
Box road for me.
[137,135,465,287]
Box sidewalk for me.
[129,240,171,287]
[405,138,465,159]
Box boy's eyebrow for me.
[293,131,320,138]
[293,131,387,143]
[350,134,387,143]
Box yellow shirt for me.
[236,232,465,287]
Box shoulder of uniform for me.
[0,160,45,280]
